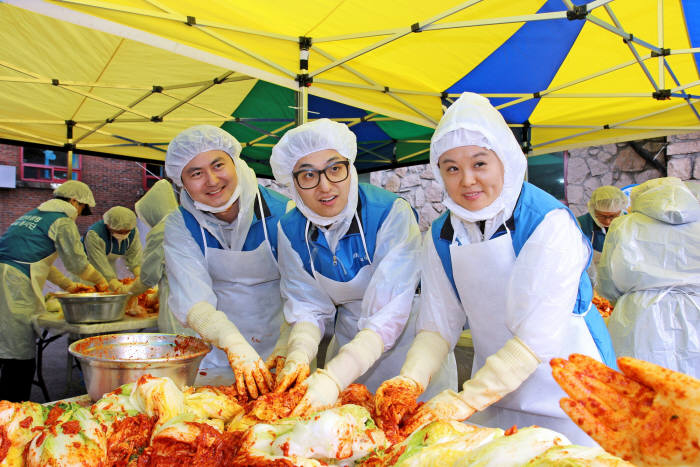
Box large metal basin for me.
[55,292,129,324]
[69,333,211,401]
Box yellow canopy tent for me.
[3,0,700,173]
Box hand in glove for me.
[66,283,87,293]
[78,264,108,292]
[274,322,320,393]
[551,354,700,466]
[290,369,341,417]
[187,302,273,399]
[402,389,476,433]
[108,278,127,293]
[375,376,423,431]
[94,280,110,292]
[264,320,291,377]
[144,290,159,308]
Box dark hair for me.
[54,196,91,216]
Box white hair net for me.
[430,92,527,222]
[135,179,178,229]
[53,180,96,207]
[165,125,242,187]
[587,185,628,228]
[271,118,359,227]
[103,206,137,231]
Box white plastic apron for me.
[199,192,284,369]
[16,252,56,309]
[450,227,600,446]
[306,216,457,396]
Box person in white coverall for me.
[598,177,700,378]
[125,179,179,330]
[378,92,616,446]
[0,180,110,401]
[83,206,143,293]
[269,118,455,417]
[163,125,293,400]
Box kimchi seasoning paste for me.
[0,427,11,462]
[61,420,81,435]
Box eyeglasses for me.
[293,160,350,189]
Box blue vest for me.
[431,182,617,369]
[0,208,67,277]
[280,183,408,282]
[577,212,606,252]
[84,220,137,256]
[180,185,289,260]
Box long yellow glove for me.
[375,331,450,427]
[78,264,109,291]
[403,336,540,433]
[47,266,75,291]
[125,277,148,296]
[274,321,321,392]
[131,265,142,278]
[291,329,384,417]
[265,320,291,374]
[187,301,273,399]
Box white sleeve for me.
[124,226,143,273]
[596,219,624,303]
[84,229,116,281]
[357,198,421,350]
[163,210,218,326]
[506,209,590,361]
[140,221,165,289]
[277,224,337,335]
[415,225,466,350]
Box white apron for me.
[306,216,457,397]
[199,192,284,369]
[451,227,600,446]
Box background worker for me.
[84,206,143,293]
[0,180,109,401]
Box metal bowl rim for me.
[55,292,130,299]
[68,333,212,364]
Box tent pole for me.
[66,120,74,180]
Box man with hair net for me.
[84,206,143,293]
[598,177,700,377]
[376,93,615,446]
[269,118,454,417]
[577,186,627,285]
[0,180,110,401]
[164,125,292,400]
[125,179,178,328]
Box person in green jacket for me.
[0,180,110,401]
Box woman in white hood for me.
[379,93,616,446]
[598,177,700,377]
[269,119,454,416]
[163,125,292,400]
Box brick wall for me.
[0,143,147,234]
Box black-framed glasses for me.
[293,160,350,189]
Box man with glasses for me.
[163,125,293,400]
[577,186,627,286]
[268,118,455,417]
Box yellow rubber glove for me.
[376,331,450,429]
[264,320,292,377]
[274,321,321,393]
[47,266,75,291]
[291,329,384,417]
[108,278,127,293]
[403,336,539,433]
[187,301,273,399]
[78,264,109,292]
[131,265,141,278]
[125,277,148,296]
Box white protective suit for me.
[164,135,292,370]
[132,180,179,332]
[271,119,454,397]
[416,92,603,446]
[599,177,700,377]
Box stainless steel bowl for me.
[55,292,129,324]
[69,333,212,401]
